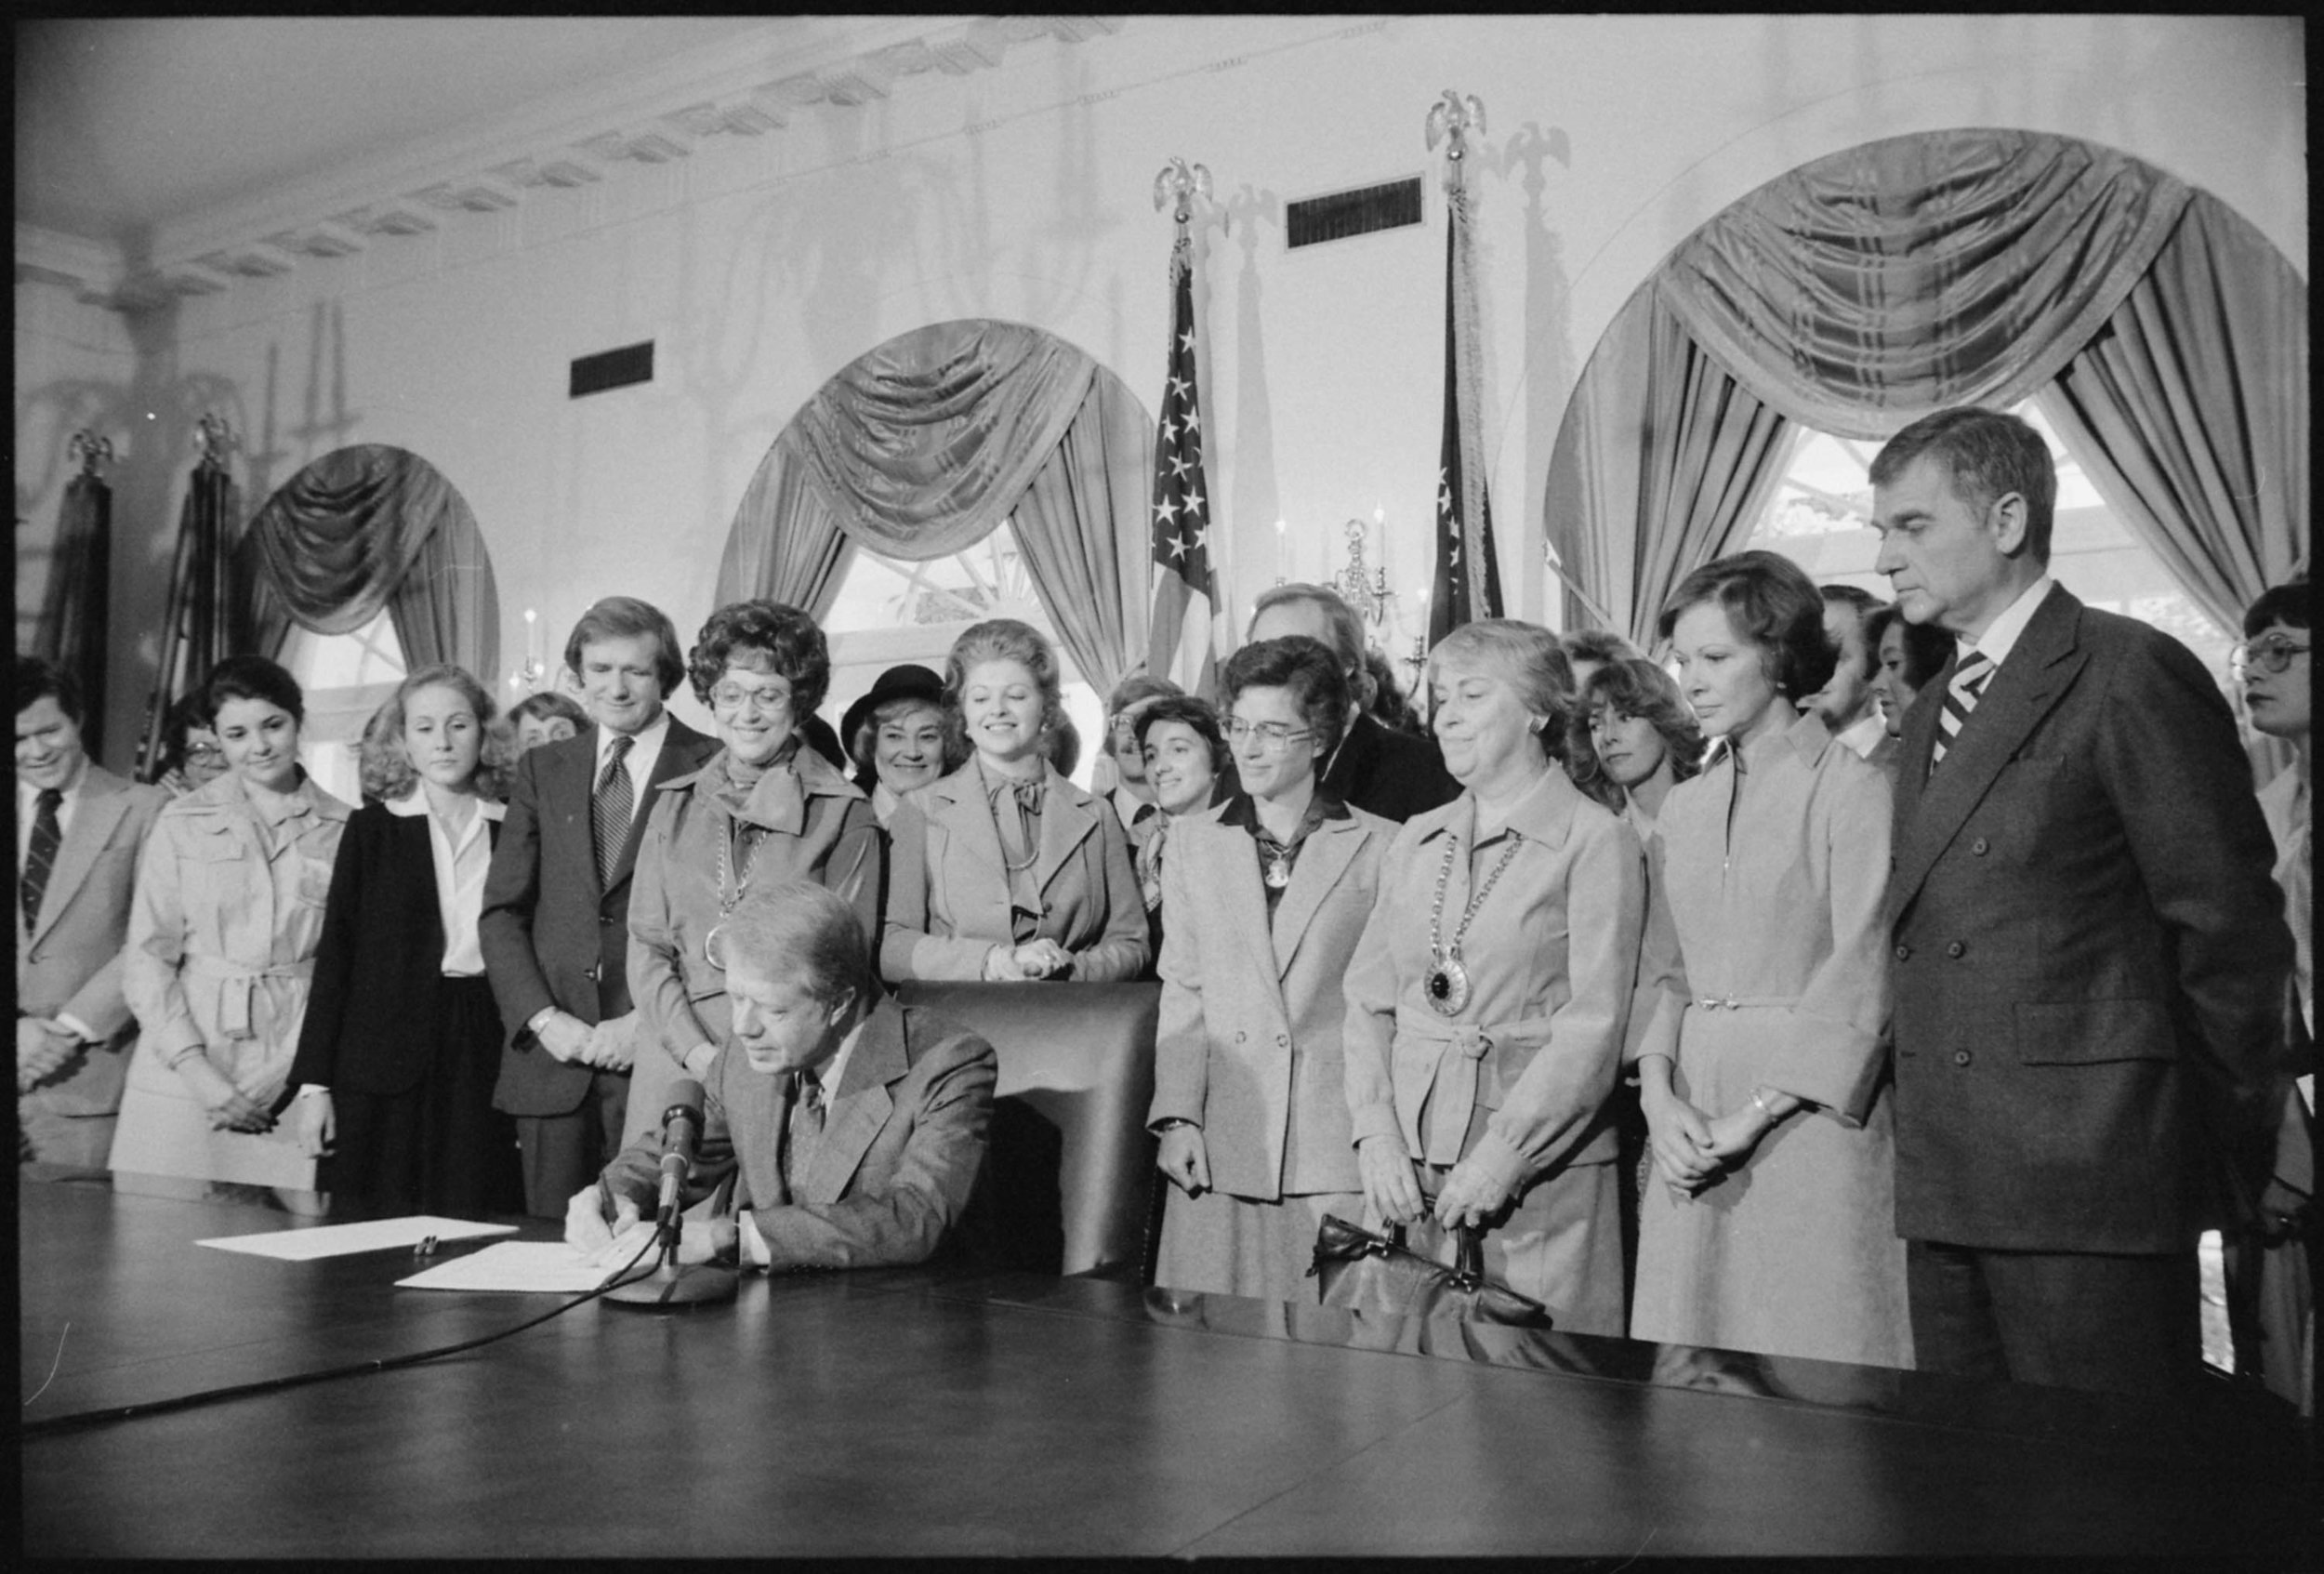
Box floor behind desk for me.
[19,1177,2316,1558]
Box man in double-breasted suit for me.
[16,657,167,1168]
[482,598,718,1216]
[1870,407,2291,1397]
[569,880,995,1269]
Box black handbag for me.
[1308,1213,1555,1329]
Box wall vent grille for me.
[1286,177,1423,248]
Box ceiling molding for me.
[27,15,1123,315]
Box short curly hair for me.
[1565,657,1707,810]
[1657,550,1837,702]
[359,664,516,803]
[1428,618,1577,768]
[1221,635,1352,761]
[686,599,830,718]
[944,619,1067,756]
[1133,694,1230,778]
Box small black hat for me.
[838,664,947,757]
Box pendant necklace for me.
[1423,830,1523,1017]
[703,809,763,967]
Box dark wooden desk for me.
[20,1177,2315,1558]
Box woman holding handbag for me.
[1147,637,1391,1301]
[1342,620,1646,1335]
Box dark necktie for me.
[20,788,63,930]
[1929,651,1995,774]
[593,734,635,890]
[1130,800,1157,828]
[783,1069,825,1197]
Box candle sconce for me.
[68,430,115,477]
[1332,519,1393,628]
[508,607,548,694]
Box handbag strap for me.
[1395,1182,1488,1288]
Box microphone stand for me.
[600,1209,740,1308]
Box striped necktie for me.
[1929,651,1995,774]
[20,788,63,930]
[593,734,635,890]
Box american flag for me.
[1144,242,1223,696]
[1429,194,1502,643]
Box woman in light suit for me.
[880,619,1147,984]
[111,655,354,1196]
[1343,620,1646,1335]
[626,601,882,1145]
[1148,638,1391,1301]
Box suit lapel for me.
[1891,587,2083,912]
[29,768,129,947]
[801,1005,907,1204]
[931,770,1015,942]
[1034,770,1100,899]
[1204,820,1276,977]
[1269,813,1364,979]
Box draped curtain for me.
[1657,129,2191,439]
[2035,192,2309,636]
[1543,284,1796,646]
[718,319,1153,694]
[37,470,112,760]
[239,444,499,683]
[1545,128,2304,653]
[136,456,237,780]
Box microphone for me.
[653,1078,706,1232]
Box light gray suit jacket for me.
[880,761,1148,984]
[1149,801,1392,1199]
[16,765,168,1115]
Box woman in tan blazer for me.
[880,619,1146,985]
[1343,620,1646,1336]
[627,601,883,1146]
[1147,637,1392,1301]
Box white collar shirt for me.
[386,790,506,975]
[1960,573,2057,669]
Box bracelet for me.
[1749,1087,1780,1122]
[1153,1118,1197,1132]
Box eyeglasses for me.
[2232,635,2310,678]
[183,742,225,761]
[710,681,794,715]
[1226,719,1314,752]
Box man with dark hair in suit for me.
[567,880,995,1270]
[1871,405,2291,1398]
[16,657,167,1168]
[482,596,720,1216]
[1248,584,1459,823]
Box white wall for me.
[14,13,2305,768]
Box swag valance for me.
[240,444,500,682]
[720,320,1151,697]
[1657,129,2192,439]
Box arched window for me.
[278,608,405,804]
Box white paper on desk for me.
[198,1215,516,1261]
[394,1240,611,1294]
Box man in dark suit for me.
[1248,584,1459,823]
[482,596,720,1216]
[16,657,167,1168]
[1870,406,2291,1397]
[567,880,995,1270]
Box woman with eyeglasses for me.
[2225,579,2317,1413]
[152,688,231,798]
[882,618,1147,983]
[625,601,882,1144]
[1342,620,1646,1334]
[1148,637,1391,1299]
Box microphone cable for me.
[20,1227,667,1439]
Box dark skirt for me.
[324,975,523,1217]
